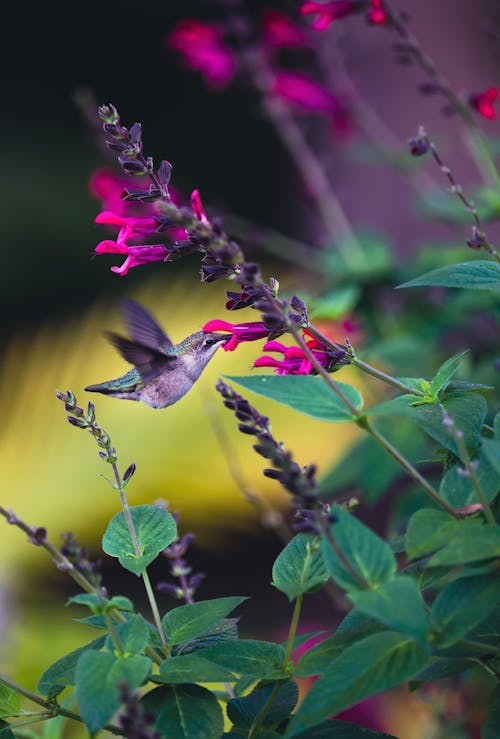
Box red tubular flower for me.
[167,20,236,89]
[94,211,169,276]
[202,320,272,351]
[261,10,307,48]
[368,0,389,25]
[191,189,209,224]
[254,332,331,375]
[469,87,499,120]
[300,1,362,31]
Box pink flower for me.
[261,10,307,48]
[167,20,236,89]
[272,71,354,137]
[469,87,499,120]
[254,332,331,375]
[94,211,169,276]
[300,1,362,31]
[89,168,151,217]
[368,0,389,25]
[202,320,272,351]
[191,189,209,224]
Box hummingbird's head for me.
[180,330,230,367]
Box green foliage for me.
[194,641,287,680]
[102,504,177,575]
[227,680,298,730]
[162,597,248,645]
[37,635,107,698]
[141,684,224,739]
[272,534,329,601]
[157,654,238,683]
[0,685,20,719]
[397,260,500,290]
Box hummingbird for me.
[85,299,229,408]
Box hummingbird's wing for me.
[105,332,178,383]
[120,299,173,353]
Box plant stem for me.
[324,527,370,589]
[111,462,167,649]
[458,639,500,657]
[247,681,282,739]
[283,594,304,667]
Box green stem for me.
[247,681,282,739]
[284,594,304,667]
[325,527,370,589]
[458,639,500,657]
[111,463,167,649]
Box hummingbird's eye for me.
[204,336,223,347]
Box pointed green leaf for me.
[427,526,500,567]
[174,618,238,655]
[0,721,15,739]
[162,597,247,646]
[75,651,152,734]
[0,685,20,719]
[195,640,286,679]
[439,449,500,507]
[349,576,429,642]
[227,680,298,729]
[157,654,237,683]
[290,720,398,738]
[430,351,468,397]
[405,509,476,559]
[272,534,329,601]
[430,573,500,647]
[141,684,224,739]
[102,504,177,575]
[224,375,363,422]
[397,261,500,290]
[286,632,428,736]
[321,506,396,592]
[104,614,150,654]
[37,635,107,698]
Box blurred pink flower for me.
[89,168,153,217]
[167,20,236,89]
[94,211,169,276]
[202,320,271,351]
[300,1,362,30]
[469,86,499,120]
[368,0,389,25]
[254,331,331,375]
[191,189,209,224]
[261,9,307,48]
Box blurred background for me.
[1,1,499,736]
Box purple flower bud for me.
[158,160,172,187]
[238,423,259,435]
[28,527,47,546]
[68,416,87,429]
[408,136,430,157]
[129,122,143,145]
[123,463,136,482]
[466,226,487,250]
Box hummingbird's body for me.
[85,300,229,409]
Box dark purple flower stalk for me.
[156,504,205,603]
[60,532,103,590]
[118,685,161,739]
[56,389,119,466]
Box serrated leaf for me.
[290,720,398,738]
[224,376,363,422]
[397,260,500,291]
[162,597,247,646]
[102,504,177,575]
[427,526,500,567]
[286,632,428,736]
[430,573,500,648]
[349,576,429,642]
[320,505,396,592]
[0,685,20,719]
[75,651,152,734]
[141,684,224,739]
[272,534,329,601]
[157,654,237,683]
[227,680,298,729]
[195,641,286,679]
[430,351,468,397]
[37,635,107,698]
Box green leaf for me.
[397,261,500,291]
[286,631,428,736]
[482,438,500,477]
[430,351,468,397]
[0,685,20,719]
[173,618,238,656]
[413,657,474,683]
[309,286,360,320]
[296,611,386,678]
[141,684,224,739]
[102,504,177,576]
[290,720,398,738]
[67,593,102,612]
[272,534,329,601]
[224,375,363,422]
[439,449,500,507]
[405,509,473,559]
[320,505,396,592]
[227,680,298,729]
[0,721,15,739]
[430,573,500,647]
[104,614,150,654]
[157,654,237,683]
[348,576,429,642]
[37,635,107,698]
[75,651,152,734]
[106,595,134,613]
[194,641,286,679]
[482,685,500,739]
[427,526,500,567]
[162,597,247,646]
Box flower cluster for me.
[255,329,350,375]
[156,505,205,603]
[300,1,388,30]
[60,532,103,590]
[56,389,118,465]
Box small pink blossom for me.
[261,10,307,48]
[94,211,169,276]
[469,86,499,120]
[202,320,271,351]
[368,0,389,25]
[254,331,331,375]
[300,1,361,31]
[89,168,152,217]
[167,20,236,89]
[191,189,209,224]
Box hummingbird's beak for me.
[211,331,233,345]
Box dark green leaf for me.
[67,593,102,612]
[427,526,500,567]
[223,375,363,422]
[290,720,398,738]
[157,654,236,683]
[75,651,152,734]
[482,685,500,739]
[37,635,107,698]
[227,680,298,729]
[397,261,500,291]
[194,641,286,679]
[430,573,500,647]
[173,618,238,655]
[439,449,500,507]
[321,505,396,592]
[0,721,15,739]
[413,657,474,683]
[430,351,469,396]
[104,614,150,654]
[272,534,329,601]
[349,576,429,642]
[106,595,134,613]
[102,504,177,575]
[286,631,428,736]
[141,684,224,739]
[0,685,20,719]
[482,438,500,477]
[405,509,476,559]
[162,597,247,646]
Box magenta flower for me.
[167,20,236,89]
[191,189,209,224]
[89,168,153,217]
[202,320,272,351]
[261,10,307,48]
[300,1,362,31]
[367,0,389,25]
[469,86,499,120]
[94,211,169,276]
[254,332,332,375]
